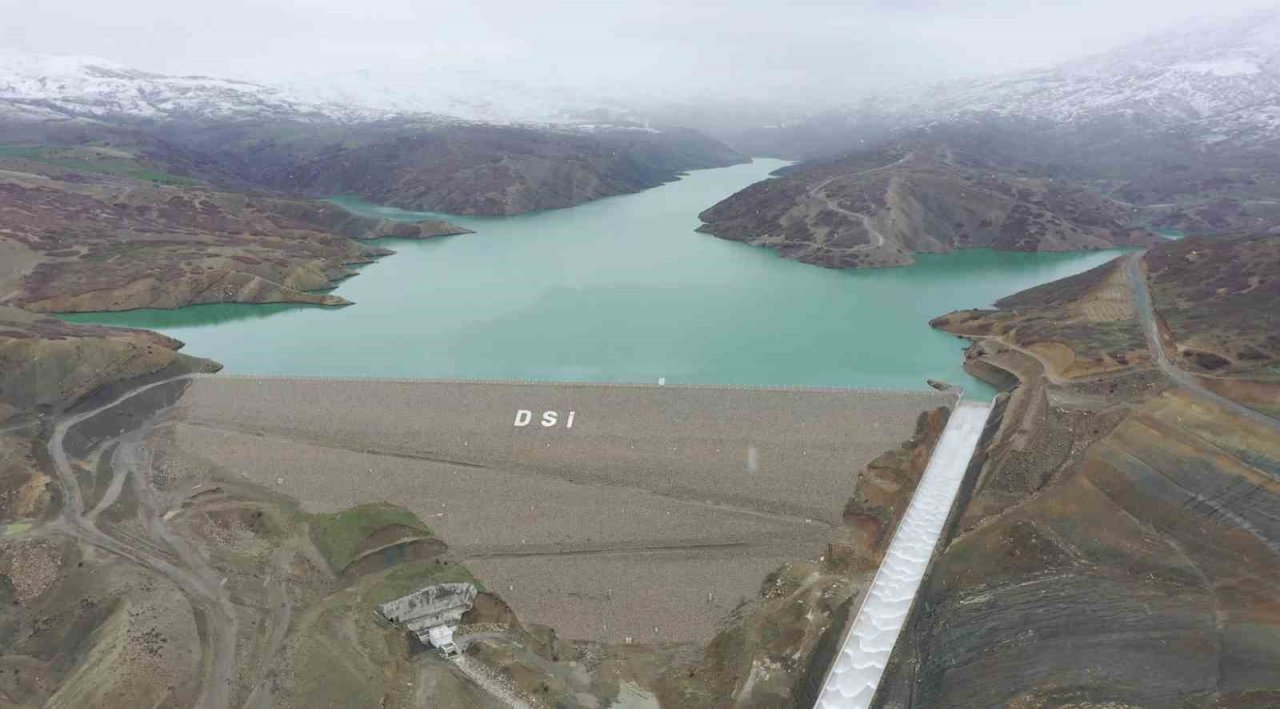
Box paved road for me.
[816,400,993,709]
[1124,253,1279,431]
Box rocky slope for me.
[903,9,1280,147]
[0,305,216,423]
[0,145,469,313]
[1146,234,1280,378]
[875,233,1280,707]
[0,52,396,123]
[697,146,1155,269]
[0,52,746,216]
[143,119,746,215]
[717,10,1280,245]
[734,9,1280,162]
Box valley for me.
[2,6,1280,707]
[60,160,1135,396]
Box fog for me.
[6,0,1278,113]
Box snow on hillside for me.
[282,68,640,126]
[0,51,637,128]
[857,8,1280,141]
[0,52,413,123]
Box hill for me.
[0,52,745,216]
[0,144,469,313]
[697,146,1155,269]
[880,233,1280,706]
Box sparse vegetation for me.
[1147,234,1280,376]
[0,144,199,185]
[367,559,484,603]
[308,502,433,573]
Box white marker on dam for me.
[816,399,992,708]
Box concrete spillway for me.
[816,400,992,708]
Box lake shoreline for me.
[63,159,1135,399]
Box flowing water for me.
[64,159,1132,398]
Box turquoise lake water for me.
[63,159,1133,398]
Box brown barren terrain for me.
[878,232,1280,707]
[697,146,1156,269]
[0,145,469,313]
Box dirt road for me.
[46,375,238,709]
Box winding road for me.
[804,153,916,253]
[46,375,239,709]
[1124,253,1280,431]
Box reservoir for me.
[64,159,1128,397]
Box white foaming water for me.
[815,400,992,708]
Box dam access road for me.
[155,376,951,643]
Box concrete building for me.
[378,582,478,657]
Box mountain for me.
[735,8,1280,161]
[906,9,1280,139]
[697,145,1156,269]
[0,143,473,313]
[140,119,746,215]
[0,52,390,123]
[698,9,1280,266]
[282,69,644,126]
[0,52,642,127]
[0,52,745,216]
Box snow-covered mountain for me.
[7,7,1280,143]
[0,51,396,123]
[0,51,640,127]
[282,68,644,126]
[875,8,1280,143]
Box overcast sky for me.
[6,0,1278,108]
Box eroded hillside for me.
[696,147,1155,269]
[877,233,1280,706]
[0,145,468,313]
[151,122,748,216]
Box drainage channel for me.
[815,400,993,708]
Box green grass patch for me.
[308,503,432,573]
[0,145,48,159]
[1,522,32,537]
[82,242,160,262]
[365,560,484,606]
[1086,320,1144,352]
[0,144,199,185]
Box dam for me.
[161,375,954,644]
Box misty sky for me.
[7,0,1279,108]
